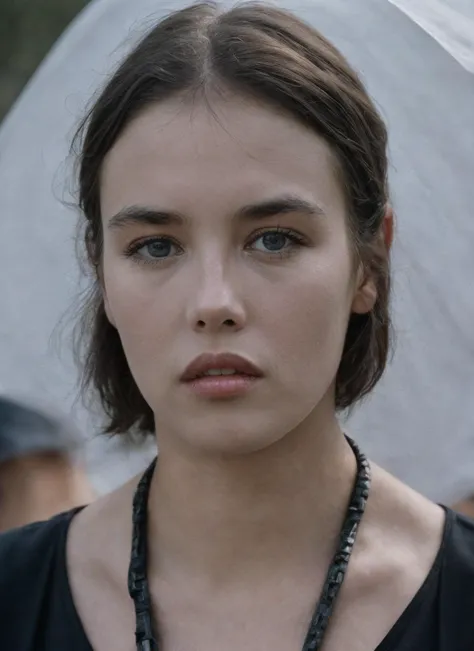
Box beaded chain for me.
[128,437,371,651]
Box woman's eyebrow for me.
[107,206,187,230]
[107,195,325,230]
[235,195,326,221]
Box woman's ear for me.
[351,205,393,315]
[351,271,377,315]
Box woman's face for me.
[100,95,374,454]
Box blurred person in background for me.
[453,496,474,518]
[0,396,94,532]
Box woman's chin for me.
[170,421,291,458]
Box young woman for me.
[0,2,473,649]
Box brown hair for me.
[74,1,391,436]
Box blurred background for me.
[0,0,90,120]
[0,0,473,528]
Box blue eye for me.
[250,229,306,254]
[126,237,183,262]
[141,239,174,258]
[255,232,288,252]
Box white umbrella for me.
[388,0,474,73]
[0,0,473,501]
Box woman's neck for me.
[147,414,357,588]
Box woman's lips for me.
[184,373,260,398]
[180,353,263,398]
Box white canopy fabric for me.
[0,0,473,500]
[388,0,474,73]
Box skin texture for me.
[67,96,445,651]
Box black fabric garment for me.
[0,507,474,650]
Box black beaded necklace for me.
[128,437,371,651]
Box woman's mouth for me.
[180,354,263,399]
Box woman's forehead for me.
[105,96,333,160]
[100,98,340,220]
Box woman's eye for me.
[128,237,182,261]
[250,230,302,253]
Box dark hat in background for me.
[0,396,80,465]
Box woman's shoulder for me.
[0,509,79,605]
[443,508,474,585]
[0,509,84,648]
[437,509,474,637]
[0,508,78,562]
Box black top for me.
[0,507,474,650]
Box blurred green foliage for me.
[0,0,90,120]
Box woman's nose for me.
[186,268,246,334]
